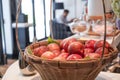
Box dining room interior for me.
[0,0,120,80]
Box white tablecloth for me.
[2,61,120,80]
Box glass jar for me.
[93,20,113,35]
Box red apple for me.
[33,47,40,57]
[85,40,96,49]
[68,42,84,55]
[60,39,68,49]
[95,47,109,55]
[61,49,66,53]
[41,51,56,59]
[58,52,69,58]
[94,40,110,49]
[85,53,101,59]
[80,49,84,57]
[38,46,48,56]
[53,52,69,61]
[84,48,94,55]
[47,43,60,51]
[67,54,82,60]
[63,38,77,52]
[52,50,61,57]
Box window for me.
[21,0,50,42]
[45,0,50,37]
[0,0,7,64]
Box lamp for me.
[87,0,111,20]
[88,0,104,20]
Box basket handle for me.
[100,0,107,61]
[86,0,117,79]
[98,0,116,64]
[15,0,37,70]
[87,0,107,79]
[15,0,23,59]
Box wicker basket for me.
[24,40,118,80]
[15,0,118,80]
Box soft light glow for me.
[88,0,104,16]
[88,0,112,17]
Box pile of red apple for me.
[33,38,111,61]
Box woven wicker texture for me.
[25,40,118,80]
[30,73,113,80]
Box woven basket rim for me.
[25,50,117,62]
[24,40,118,64]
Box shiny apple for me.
[52,50,61,57]
[95,47,109,55]
[67,54,82,60]
[60,39,68,49]
[33,47,40,57]
[61,49,66,53]
[94,40,110,49]
[53,52,69,61]
[63,38,77,52]
[84,48,94,55]
[38,46,48,56]
[68,42,84,55]
[85,53,101,59]
[47,43,60,51]
[85,40,96,49]
[41,51,56,59]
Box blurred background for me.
[1,0,120,79]
[0,0,90,60]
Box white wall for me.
[88,0,112,16]
[76,0,82,18]
[55,0,82,20]
[2,0,13,54]
[55,0,112,20]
